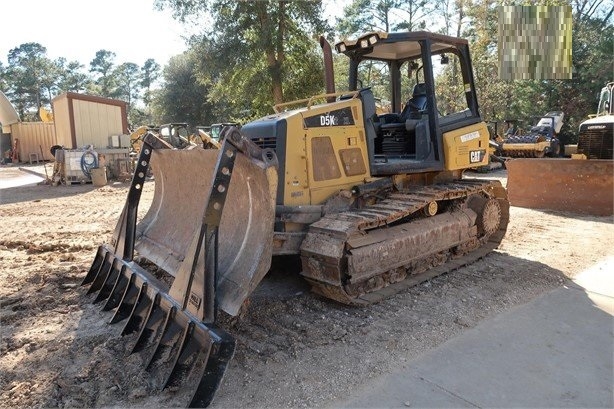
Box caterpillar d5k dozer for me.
[82,31,510,406]
[506,82,613,216]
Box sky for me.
[1,0,346,69]
[0,0,200,68]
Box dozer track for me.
[300,179,509,305]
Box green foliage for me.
[141,59,161,106]
[4,43,56,119]
[157,0,330,120]
[55,58,90,93]
[114,62,140,104]
[2,42,162,124]
[337,0,399,36]
[150,51,214,126]
[89,50,118,97]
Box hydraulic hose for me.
[80,150,98,177]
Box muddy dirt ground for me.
[0,166,612,408]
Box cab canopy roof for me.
[335,31,468,61]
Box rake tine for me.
[154,321,193,390]
[109,273,139,324]
[82,246,106,285]
[116,281,147,328]
[163,322,199,390]
[127,294,166,354]
[188,337,236,408]
[135,305,173,367]
[86,252,113,295]
[121,289,154,337]
[144,306,180,372]
[93,259,122,304]
[102,265,128,311]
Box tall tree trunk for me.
[258,1,285,105]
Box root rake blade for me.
[79,129,277,407]
[83,245,236,407]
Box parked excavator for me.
[506,81,613,215]
[81,31,509,407]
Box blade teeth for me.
[92,259,122,304]
[117,281,148,329]
[144,306,181,373]
[122,282,153,336]
[81,246,106,285]
[102,265,128,311]
[109,273,138,324]
[86,252,114,295]
[160,321,194,390]
[163,322,200,390]
[127,294,166,354]
[80,249,237,407]
[187,338,236,408]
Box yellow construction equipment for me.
[129,125,158,153]
[39,107,54,122]
[506,81,613,216]
[82,31,510,406]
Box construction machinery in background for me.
[82,31,509,407]
[196,122,241,149]
[158,122,196,149]
[574,81,614,160]
[129,125,159,153]
[208,122,240,142]
[497,111,564,158]
[506,81,613,216]
[195,126,221,149]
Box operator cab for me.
[335,32,483,176]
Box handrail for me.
[273,91,360,113]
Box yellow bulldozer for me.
[82,31,510,407]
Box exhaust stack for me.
[319,36,336,102]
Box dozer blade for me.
[506,158,613,216]
[81,128,278,407]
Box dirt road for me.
[0,169,612,408]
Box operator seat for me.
[376,83,429,156]
[400,82,427,120]
[379,82,427,125]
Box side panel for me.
[302,100,371,205]
[281,114,311,206]
[73,99,124,149]
[442,121,490,170]
[11,122,57,161]
[51,95,72,148]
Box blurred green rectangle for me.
[498,5,572,80]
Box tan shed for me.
[52,92,129,149]
[11,122,57,161]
